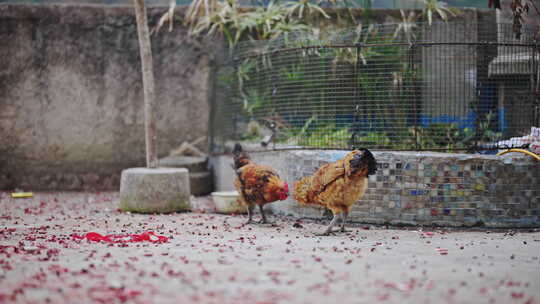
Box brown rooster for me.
[233,143,289,224]
[294,149,377,235]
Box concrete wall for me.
[212,150,540,227]
[0,4,216,190]
[0,4,530,192]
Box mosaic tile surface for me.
[251,150,540,227]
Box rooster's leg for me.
[340,210,349,232]
[246,204,255,224]
[258,204,270,224]
[318,213,340,236]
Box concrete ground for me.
[1,192,539,304]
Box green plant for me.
[407,123,466,150]
[235,59,256,97]
[392,10,419,42]
[475,111,502,143]
[184,0,331,49]
[241,89,266,117]
[405,119,499,152]
[277,115,316,144]
[422,0,461,25]
[242,120,265,141]
[285,0,330,19]
[330,24,381,72]
[192,1,462,151]
[297,125,352,147]
[184,0,240,48]
[353,131,391,148]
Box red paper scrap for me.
[72,231,168,243]
[436,248,448,255]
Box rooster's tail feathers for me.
[232,143,251,170]
[233,143,244,157]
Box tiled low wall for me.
[215,150,540,227]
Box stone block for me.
[119,167,191,213]
[190,171,214,196]
[159,156,208,173]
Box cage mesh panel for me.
[211,22,540,153]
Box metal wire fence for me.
[211,21,540,153]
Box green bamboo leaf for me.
[309,3,331,18]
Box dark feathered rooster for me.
[233,143,289,224]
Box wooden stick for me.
[133,0,158,168]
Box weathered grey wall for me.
[0,4,216,190]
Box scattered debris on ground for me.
[1,192,539,304]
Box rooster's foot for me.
[316,230,336,236]
[258,219,274,225]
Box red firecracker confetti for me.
[71,231,169,243]
[436,248,448,255]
